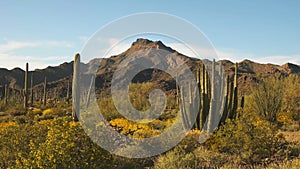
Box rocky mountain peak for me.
[129,38,174,52]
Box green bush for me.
[207,108,287,165]
[155,145,230,169]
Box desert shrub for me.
[52,102,72,117]
[149,119,167,130]
[16,117,112,168]
[12,114,36,124]
[155,145,230,169]
[31,108,42,115]
[287,143,300,158]
[154,146,197,169]
[16,117,153,169]
[98,97,122,121]
[0,115,11,123]
[42,108,54,116]
[38,114,54,121]
[9,110,26,116]
[129,82,156,111]
[248,76,283,123]
[109,118,161,138]
[110,146,155,168]
[281,74,300,121]
[0,122,48,168]
[265,157,300,169]
[207,108,287,165]
[277,111,294,125]
[0,121,17,129]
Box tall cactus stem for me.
[24,63,29,109]
[30,73,34,106]
[232,62,239,119]
[43,77,47,106]
[180,85,190,129]
[207,59,216,133]
[240,95,245,109]
[4,84,8,105]
[72,53,80,122]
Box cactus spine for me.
[24,63,29,109]
[72,53,80,122]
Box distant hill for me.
[0,38,299,96]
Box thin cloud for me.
[216,48,300,65]
[254,55,300,65]
[0,40,73,53]
[0,40,74,70]
[0,53,71,70]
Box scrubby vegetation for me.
[0,74,299,168]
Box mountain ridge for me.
[0,38,299,95]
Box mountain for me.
[0,38,299,96]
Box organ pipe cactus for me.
[232,62,239,119]
[207,59,216,133]
[179,59,240,133]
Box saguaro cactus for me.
[43,77,47,106]
[72,53,80,122]
[24,63,29,109]
[4,84,8,105]
[30,73,34,106]
[240,95,245,109]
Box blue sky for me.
[0,0,299,70]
